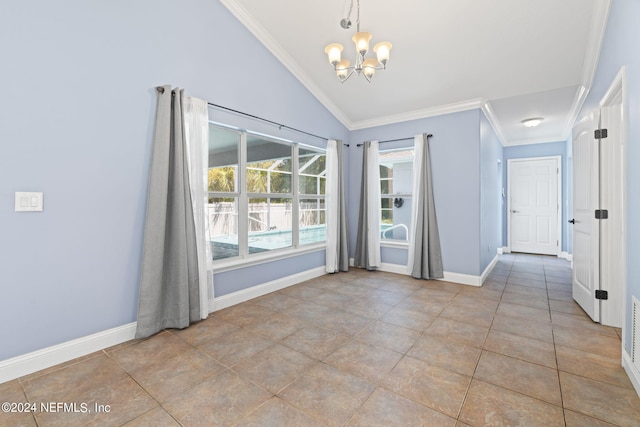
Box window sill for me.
[381,240,409,249]
[213,242,326,273]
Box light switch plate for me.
[15,192,43,212]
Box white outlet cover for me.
[15,192,43,212]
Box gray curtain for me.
[354,141,381,270]
[410,133,444,279]
[336,141,350,271]
[135,85,200,339]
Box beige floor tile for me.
[474,351,561,405]
[556,345,633,388]
[282,301,337,324]
[551,311,619,337]
[279,284,326,300]
[496,301,551,323]
[564,409,618,426]
[456,287,503,301]
[233,344,316,394]
[122,407,181,426]
[459,379,564,427]
[251,291,303,312]
[197,328,274,366]
[214,302,277,327]
[245,312,305,341]
[382,356,471,418]
[34,376,157,427]
[424,317,489,348]
[22,354,128,402]
[342,298,395,320]
[484,329,557,368]
[439,302,496,327]
[312,310,372,336]
[354,320,421,353]
[164,370,271,427]
[407,334,481,376]
[279,362,375,427]
[553,326,621,359]
[171,317,239,346]
[347,388,456,427]
[131,348,225,402]
[501,290,550,309]
[108,331,192,373]
[503,283,548,298]
[280,326,351,360]
[549,299,589,317]
[560,371,640,426]
[507,276,547,288]
[312,290,358,309]
[547,289,574,301]
[0,380,37,427]
[324,340,403,384]
[490,312,554,343]
[239,397,326,427]
[381,306,437,331]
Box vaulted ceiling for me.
[221,0,610,146]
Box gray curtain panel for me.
[337,141,350,271]
[354,141,377,270]
[411,133,444,279]
[135,85,201,339]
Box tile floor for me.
[2,253,640,426]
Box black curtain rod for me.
[207,102,350,146]
[356,133,433,147]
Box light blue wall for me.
[579,0,640,354]
[349,110,483,276]
[501,142,569,252]
[0,0,347,360]
[480,112,504,272]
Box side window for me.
[379,149,414,241]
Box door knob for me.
[568,219,575,224]
[511,210,519,213]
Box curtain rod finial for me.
[156,86,165,94]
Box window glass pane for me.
[380,179,391,195]
[300,198,326,244]
[299,147,326,195]
[380,196,412,241]
[248,197,292,252]
[209,126,239,193]
[209,197,239,260]
[247,134,292,194]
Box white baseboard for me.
[0,266,329,385]
[0,322,137,384]
[501,247,511,254]
[209,266,327,312]
[560,251,573,262]
[622,349,640,398]
[480,254,499,285]
[376,261,483,287]
[497,247,503,255]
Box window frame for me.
[379,147,414,246]
[208,123,326,269]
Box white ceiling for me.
[221,0,610,146]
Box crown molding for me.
[561,84,590,141]
[219,0,352,128]
[581,0,612,89]
[503,136,567,147]
[348,98,486,130]
[480,101,508,146]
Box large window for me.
[208,124,326,261]
[379,149,414,241]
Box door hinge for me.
[595,290,609,300]
[595,209,609,219]
[595,129,608,139]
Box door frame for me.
[507,155,562,255]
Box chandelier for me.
[324,0,392,83]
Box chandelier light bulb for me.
[352,31,372,56]
[373,41,392,67]
[336,59,351,82]
[324,43,343,66]
[362,58,378,82]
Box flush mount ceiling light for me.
[522,118,544,128]
[324,0,392,83]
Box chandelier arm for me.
[356,0,360,32]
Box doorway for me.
[507,156,561,255]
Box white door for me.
[508,157,560,255]
[572,112,600,322]
[599,78,625,328]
